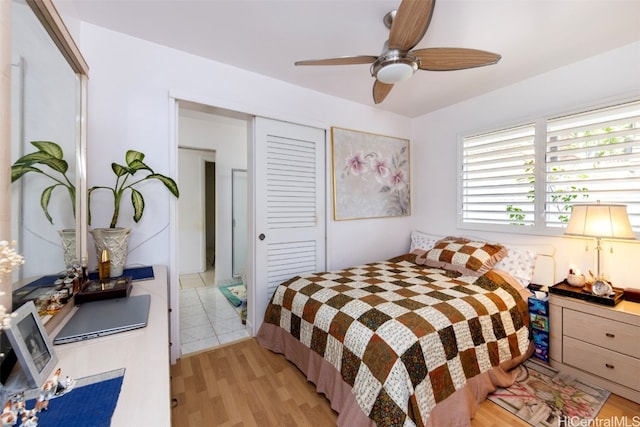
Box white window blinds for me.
[460,99,640,233]
[546,101,640,230]
[461,124,536,227]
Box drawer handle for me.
[605,333,615,338]
[605,363,615,369]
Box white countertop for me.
[48,265,171,426]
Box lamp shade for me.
[565,203,636,239]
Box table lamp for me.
[564,202,636,278]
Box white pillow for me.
[409,230,441,252]
[494,245,537,287]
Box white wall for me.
[79,23,413,277]
[411,41,640,289]
[178,110,247,281]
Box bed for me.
[256,233,555,426]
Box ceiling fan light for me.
[376,62,415,84]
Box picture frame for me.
[5,301,57,387]
[331,127,410,220]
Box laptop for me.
[53,294,151,345]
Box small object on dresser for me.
[98,249,110,280]
[624,288,640,303]
[566,273,586,287]
[75,276,132,304]
[549,281,623,306]
[592,279,613,297]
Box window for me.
[461,124,536,227]
[545,102,640,229]
[460,100,640,234]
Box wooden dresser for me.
[549,294,640,403]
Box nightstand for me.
[549,294,640,403]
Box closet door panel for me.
[253,117,326,332]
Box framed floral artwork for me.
[331,127,410,220]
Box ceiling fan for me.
[294,0,501,104]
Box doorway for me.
[176,104,250,356]
[169,100,327,363]
[205,161,216,269]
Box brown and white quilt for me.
[262,254,531,426]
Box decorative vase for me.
[58,229,76,268]
[89,228,131,277]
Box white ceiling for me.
[59,0,640,118]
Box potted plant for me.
[88,149,179,277]
[11,141,77,266]
[11,141,75,224]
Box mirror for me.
[8,0,88,284]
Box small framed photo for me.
[5,301,57,387]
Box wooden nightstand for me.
[548,294,640,403]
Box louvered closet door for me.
[253,117,326,331]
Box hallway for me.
[179,268,249,356]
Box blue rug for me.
[219,283,246,307]
[18,368,125,427]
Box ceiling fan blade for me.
[414,48,501,71]
[295,56,378,66]
[373,80,394,104]
[388,0,435,51]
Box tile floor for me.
[179,268,249,356]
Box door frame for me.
[231,168,247,278]
[168,94,328,363]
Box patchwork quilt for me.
[263,254,531,426]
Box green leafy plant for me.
[506,161,535,226]
[550,185,589,222]
[506,161,589,225]
[88,150,180,228]
[10,141,75,224]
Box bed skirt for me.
[256,322,533,427]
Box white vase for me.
[90,228,131,277]
[58,229,76,268]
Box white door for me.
[251,117,326,332]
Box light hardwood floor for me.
[170,338,640,427]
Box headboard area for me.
[528,244,555,287]
[409,231,556,287]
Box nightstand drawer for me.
[563,308,640,357]
[563,336,640,391]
